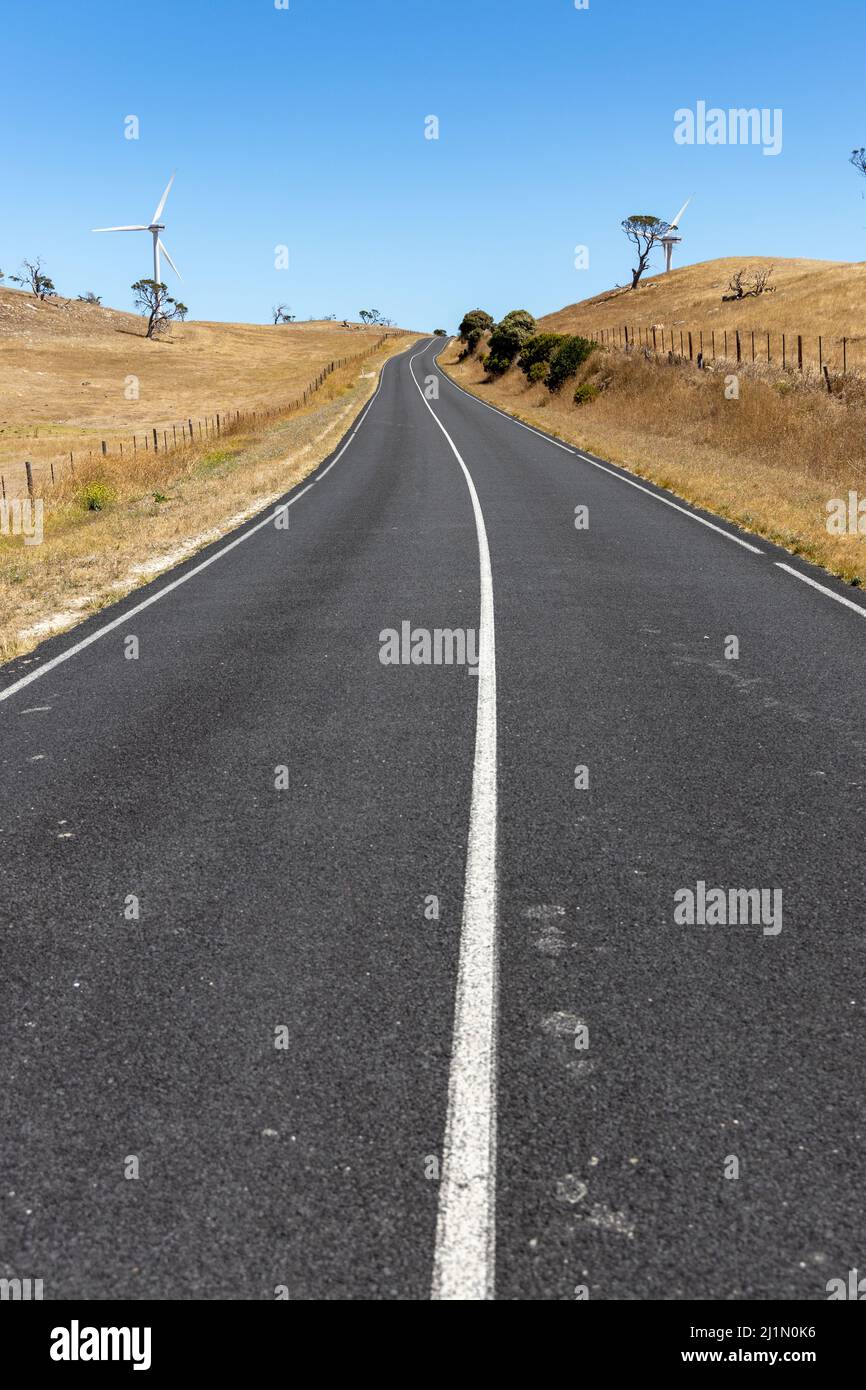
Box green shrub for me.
[484,310,539,376]
[78,481,116,512]
[547,335,596,392]
[500,309,537,339]
[519,333,564,378]
[573,383,599,406]
[465,327,483,353]
[528,361,549,384]
[485,324,523,374]
[485,355,514,377]
[459,308,494,341]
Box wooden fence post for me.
[797,335,803,371]
[25,461,34,497]
[153,428,159,452]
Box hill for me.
[0,286,404,485]
[440,257,866,591]
[542,256,866,363]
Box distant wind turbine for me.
[661,195,694,272]
[92,173,182,284]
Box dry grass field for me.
[0,292,420,658]
[0,286,402,494]
[543,256,866,374]
[441,261,866,586]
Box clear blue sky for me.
[1,0,862,330]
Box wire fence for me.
[592,323,862,380]
[1,331,406,501]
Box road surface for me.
[2,337,865,1301]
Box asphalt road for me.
[2,337,865,1301]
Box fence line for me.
[1,332,403,501]
[590,323,859,380]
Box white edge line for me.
[0,343,428,705]
[409,343,499,1302]
[775,562,866,618]
[435,343,764,555]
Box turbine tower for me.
[661,196,693,273]
[92,173,182,284]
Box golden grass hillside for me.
[0,293,421,659]
[0,286,404,494]
[543,256,866,373]
[440,319,866,588]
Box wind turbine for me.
[661,195,693,272]
[92,173,182,284]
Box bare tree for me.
[851,147,866,179]
[77,291,102,305]
[621,216,671,289]
[722,265,775,301]
[132,279,188,339]
[272,303,295,324]
[359,308,383,325]
[11,257,57,300]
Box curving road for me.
[2,337,865,1301]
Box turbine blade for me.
[91,225,149,232]
[668,195,693,231]
[158,239,182,280]
[151,171,176,224]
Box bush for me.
[519,333,564,378]
[459,308,494,341]
[500,309,537,339]
[528,361,549,384]
[433,328,448,336]
[573,383,599,406]
[485,322,525,375]
[485,355,514,377]
[78,481,116,512]
[465,327,483,353]
[547,335,596,392]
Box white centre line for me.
[409,344,499,1302]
